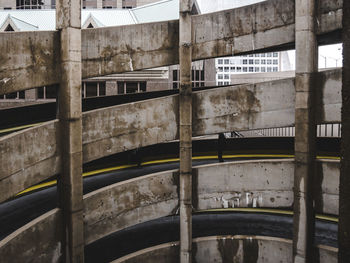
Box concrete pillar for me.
[293,0,317,262]
[97,0,102,9]
[339,0,350,261]
[179,1,192,263]
[106,81,118,95]
[25,88,37,100]
[117,0,122,8]
[56,0,84,262]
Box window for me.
[249,54,254,57]
[224,81,230,85]
[37,85,57,99]
[218,59,223,64]
[255,54,260,57]
[4,24,14,31]
[249,67,254,72]
[261,53,266,57]
[255,67,260,72]
[267,60,272,65]
[218,67,223,72]
[249,59,254,65]
[273,67,278,72]
[237,67,242,72]
[224,59,229,64]
[273,52,278,57]
[224,74,230,79]
[173,70,178,81]
[255,60,260,64]
[218,81,223,85]
[230,67,235,71]
[230,59,235,65]
[243,67,248,72]
[0,91,25,99]
[243,59,247,64]
[267,53,272,57]
[267,67,272,72]
[261,59,266,65]
[261,67,266,72]
[273,59,278,65]
[224,67,229,72]
[83,82,106,97]
[218,74,223,79]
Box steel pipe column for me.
[293,0,318,262]
[56,0,84,262]
[179,0,193,262]
[339,0,350,262]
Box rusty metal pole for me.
[293,0,318,262]
[179,0,192,262]
[339,0,350,261]
[56,0,84,262]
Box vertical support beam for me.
[179,0,192,263]
[339,0,350,261]
[56,0,84,262]
[293,0,317,262]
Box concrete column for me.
[25,88,37,100]
[339,1,350,262]
[179,1,192,263]
[97,0,103,9]
[117,0,122,8]
[56,0,84,262]
[293,0,317,262]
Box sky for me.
[196,0,343,69]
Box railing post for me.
[339,0,350,261]
[293,0,318,262]
[56,0,84,262]
[179,0,193,262]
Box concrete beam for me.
[56,0,84,262]
[114,236,337,263]
[179,0,193,262]
[339,0,350,261]
[0,209,62,263]
[0,0,343,95]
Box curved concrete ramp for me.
[83,159,339,245]
[113,236,337,263]
[0,209,62,263]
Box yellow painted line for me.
[15,154,338,197]
[198,208,338,223]
[0,123,43,134]
[317,156,340,160]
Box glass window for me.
[86,83,97,97]
[218,81,223,85]
[249,59,254,64]
[249,67,254,72]
[224,67,229,72]
[230,67,235,71]
[255,60,260,64]
[99,82,106,96]
[224,59,230,64]
[224,81,230,85]
[218,67,223,72]
[267,67,272,72]
[267,53,272,57]
[261,59,266,65]
[243,67,248,72]
[261,53,266,57]
[224,74,230,79]
[273,67,278,72]
[255,54,260,57]
[230,59,235,65]
[237,67,242,72]
[218,74,223,79]
[249,54,254,57]
[255,67,260,72]
[267,60,272,65]
[243,59,247,64]
[173,70,178,81]
[273,59,278,65]
[218,59,223,64]
[261,67,266,72]
[273,52,278,57]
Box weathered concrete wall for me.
[83,170,179,245]
[0,120,60,203]
[82,95,179,163]
[114,236,337,263]
[0,0,342,95]
[0,209,62,263]
[83,159,339,245]
[0,31,60,95]
[0,70,341,202]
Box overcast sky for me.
[196,0,343,69]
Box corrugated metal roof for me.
[0,0,200,32]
